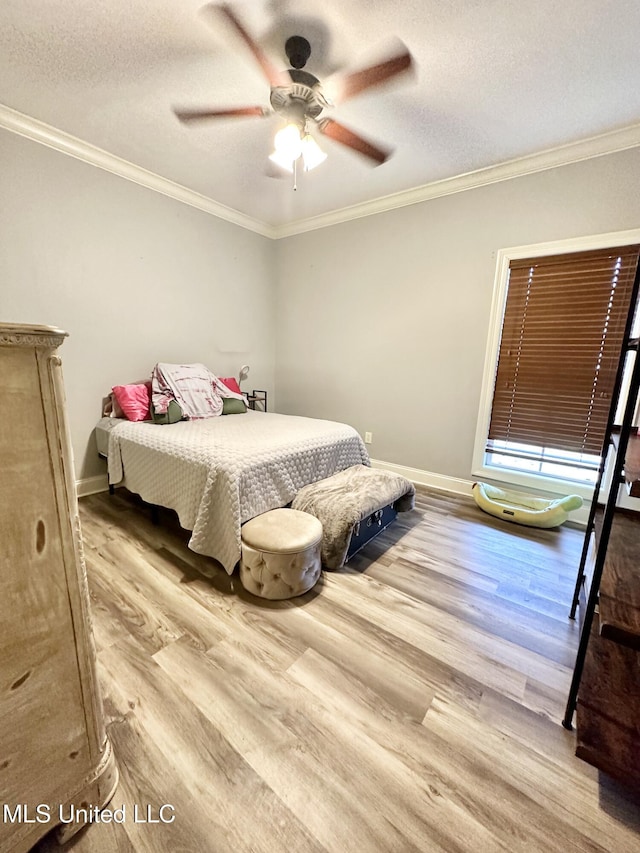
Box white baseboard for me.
[370,458,474,496]
[76,474,109,498]
[369,459,595,527]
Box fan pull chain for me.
[293,158,298,191]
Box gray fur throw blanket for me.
[291,465,415,569]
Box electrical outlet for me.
[364,431,373,444]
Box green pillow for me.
[222,398,247,415]
[151,399,184,424]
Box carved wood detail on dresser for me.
[0,323,118,853]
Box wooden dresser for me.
[0,324,117,852]
[576,508,640,790]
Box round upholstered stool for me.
[239,508,323,600]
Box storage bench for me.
[291,465,415,569]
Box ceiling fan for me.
[173,3,415,172]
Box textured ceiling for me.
[2,0,640,229]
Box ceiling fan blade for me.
[215,4,284,88]
[317,119,391,165]
[174,106,269,122]
[326,46,414,105]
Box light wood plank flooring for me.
[34,487,640,852]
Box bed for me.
[103,410,370,574]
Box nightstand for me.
[246,389,267,412]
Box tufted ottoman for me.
[239,508,323,600]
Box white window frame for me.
[472,227,640,501]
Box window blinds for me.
[487,246,640,457]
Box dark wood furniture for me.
[597,510,640,651]
[565,312,640,791]
[623,429,640,497]
[575,510,640,789]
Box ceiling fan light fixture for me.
[268,149,295,172]
[273,123,303,159]
[269,123,327,173]
[301,133,327,171]
[269,122,305,172]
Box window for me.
[474,233,640,496]
[486,441,601,484]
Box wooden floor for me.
[34,487,640,853]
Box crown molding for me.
[3,103,640,242]
[0,103,276,239]
[273,122,640,238]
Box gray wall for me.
[3,125,640,488]
[275,147,640,481]
[0,129,276,480]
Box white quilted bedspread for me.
[107,411,370,574]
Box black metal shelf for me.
[563,269,640,730]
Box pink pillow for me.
[220,377,243,395]
[112,382,151,422]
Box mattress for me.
[106,410,370,574]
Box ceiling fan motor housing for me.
[269,36,324,121]
[270,82,324,120]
